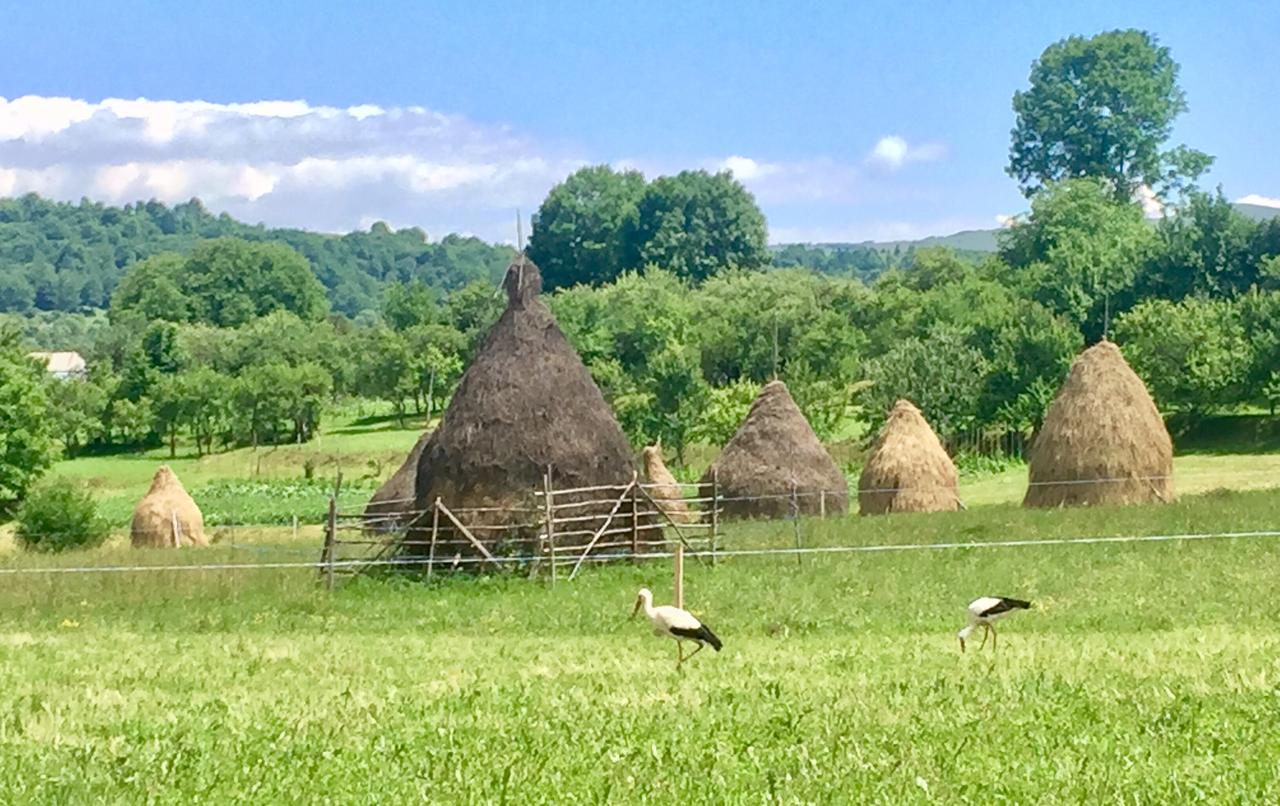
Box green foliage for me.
[528,166,647,290]
[46,375,109,457]
[863,325,990,439]
[1009,29,1212,201]
[999,178,1156,339]
[13,477,108,552]
[0,194,513,317]
[0,334,57,509]
[1114,297,1252,415]
[530,168,768,288]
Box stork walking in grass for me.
[632,588,722,669]
[958,596,1031,652]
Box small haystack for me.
[1024,340,1174,508]
[408,256,638,558]
[363,430,435,532]
[130,466,208,548]
[858,399,960,515]
[699,380,848,519]
[642,443,698,524]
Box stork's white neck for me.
[636,589,657,621]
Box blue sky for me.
[1,0,1276,243]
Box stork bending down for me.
[958,596,1031,652]
[631,588,722,669]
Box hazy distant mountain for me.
[780,202,1280,255]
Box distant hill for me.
[778,202,1280,260]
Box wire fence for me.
[4,467,1280,591]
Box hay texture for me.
[130,466,208,548]
[363,430,435,532]
[409,256,637,557]
[699,380,848,519]
[642,443,698,524]
[858,399,960,515]
[1024,340,1174,508]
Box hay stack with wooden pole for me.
[363,430,435,532]
[408,255,638,560]
[642,442,697,524]
[1024,340,1174,508]
[858,399,960,515]
[699,380,848,519]
[130,465,208,548]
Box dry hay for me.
[1024,340,1174,508]
[408,256,639,561]
[858,399,960,515]
[130,465,208,548]
[641,443,699,525]
[363,430,435,532]
[699,380,848,519]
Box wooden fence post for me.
[323,495,337,591]
[673,543,684,611]
[630,473,640,561]
[543,467,556,584]
[819,489,827,520]
[428,497,441,579]
[710,468,719,567]
[790,483,802,567]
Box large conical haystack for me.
[364,430,435,532]
[408,256,638,558]
[642,443,698,525]
[699,380,848,519]
[858,399,960,515]
[1024,340,1174,508]
[130,466,208,548]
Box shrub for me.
[14,478,109,553]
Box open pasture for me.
[2,489,1280,802]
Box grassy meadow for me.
[2,489,1280,802]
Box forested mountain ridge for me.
[0,194,514,316]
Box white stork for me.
[958,596,1031,652]
[631,588,723,669]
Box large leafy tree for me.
[999,178,1156,339]
[0,330,57,510]
[626,170,769,283]
[1009,29,1212,202]
[528,166,648,290]
[183,239,329,327]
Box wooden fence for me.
[321,472,855,586]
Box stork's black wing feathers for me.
[670,624,723,651]
[980,597,1032,617]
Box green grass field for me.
[2,489,1280,802]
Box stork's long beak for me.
[630,598,642,619]
[958,636,966,653]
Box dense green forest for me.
[0,194,513,316]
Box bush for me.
[14,479,109,553]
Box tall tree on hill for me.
[1009,29,1212,203]
[626,170,769,283]
[528,166,647,290]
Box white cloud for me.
[1135,184,1165,219]
[718,155,778,181]
[866,135,946,170]
[1235,193,1280,209]
[994,213,1018,228]
[0,95,581,238]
